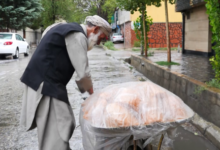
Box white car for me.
[0,33,29,59]
[112,33,124,43]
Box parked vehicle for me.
[111,33,124,43]
[0,33,29,59]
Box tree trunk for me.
[165,0,171,62]
[142,10,147,57]
[23,28,26,38]
[52,0,56,23]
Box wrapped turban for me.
[85,15,112,36]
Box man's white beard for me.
[87,31,102,51]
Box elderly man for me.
[20,15,111,150]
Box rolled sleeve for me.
[65,32,92,93]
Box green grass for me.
[207,79,220,89]
[149,47,180,51]
[155,61,180,66]
[194,79,220,95]
[132,49,154,57]
[104,41,117,50]
[148,51,154,57]
[132,48,141,51]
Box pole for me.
[124,22,125,49]
[142,10,147,57]
[165,0,171,62]
[133,140,137,150]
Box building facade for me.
[112,3,183,48]
[176,0,213,56]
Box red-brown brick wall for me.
[121,22,182,48]
[121,21,139,48]
[148,23,182,48]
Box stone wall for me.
[148,23,182,48]
[131,54,220,128]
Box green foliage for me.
[205,0,220,81]
[40,0,77,28]
[134,41,141,47]
[148,51,154,56]
[207,79,220,89]
[117,0,176,14]
[194,86,206,95]
[73,0,117,23]
[103,0,117,22]
[155,61,180,66]
[0,0,43,30]
[104,41,117,50]
[133,13,153,48]
[132,48,141,51]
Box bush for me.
[104,41,117,50]
[134,41,141,47]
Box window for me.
[16,34,24,41]
[0,34,12,39]
[113,33,122,36]
[16,35,20,40]
[18,35,24,41]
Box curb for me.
[191,113,220,149]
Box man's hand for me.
[88,88,94,95]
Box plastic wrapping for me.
[80,81,194,150]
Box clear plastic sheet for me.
[80,81,194,150]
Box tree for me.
[134,15,153,55]
[164,0,171,62]
[40,0,76,28]
[117,0,175,57]
[0,0,43,33]
[73,0,117,22]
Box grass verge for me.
[132,48,141,51]
[104,41,117,51]
[155,61,180,66]
[148,47,179,51]
[207,79,220,89]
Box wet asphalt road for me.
[0,46,218,150]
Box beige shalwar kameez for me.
[20,24,92,150]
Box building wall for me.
[120,21,139,48]
[131,3,182,22]
[117,10,131,25]
[16,27,42,45]
[184,5,211,52]
[148,23,182,48]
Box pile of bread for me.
[82,82,194,128]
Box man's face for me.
[87,26,107,50]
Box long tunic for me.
[20,24,91,150]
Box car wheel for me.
[13,48,19,59]
[24,47,29,57]
[0,55,5,59]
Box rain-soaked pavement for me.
[113,43,215,82]
[0,46,218,150]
